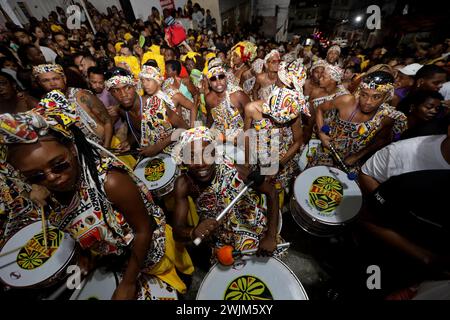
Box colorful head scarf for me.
[172,126,216,164]
[262,86,310,123]
[359,71,395,100]
[206,65,226,80]
[115,42,124,53]
[264,50,280,65]
[32,64,64,79]
[324,64,344,83]
[327,45,341,55]
[278,59,307,93]
[0,90,78,161]
[139,65,163,85]
[230,41,257,65]
[310,59,328,72]
[105,68,136,91]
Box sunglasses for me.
[209,74,226,82]
[26,161,71,184]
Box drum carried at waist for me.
[196,256,308,300]
[299,139,321,171]
[290,166,362,237]
[70,267,178,300]
[0,221,76,289]
[134,153,179,198]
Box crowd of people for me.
[0,0,449,300]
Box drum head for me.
[196,256,308,300]
[0,221,75,288]
[293,166,362,225]
[145,275,178,300]
[216,143,245,165]
[70,268,118,300]
[299,139,321,171]
[134,154,177,191]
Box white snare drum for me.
[134,153,179,198]
[70,268,178,300]
[215,143,245,165]
[0,221,75,288]
[197,256,308,300]
[299,139,321,171]
[290,166,362,237]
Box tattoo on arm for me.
[79,92,111,124]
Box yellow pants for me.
[145,224,194,294]
[110,136,137,169]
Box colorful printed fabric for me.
[32,64,64,79]
[278,59,307,92]
[230,41,257,65]
[172,126,214,164]
[252,58,264,74]
[0,162,39,241]
[262,86,309,123]
[325,64,344,83]
[192,159,286,258]
[141,92,177,154]
[105,74,136,91]
[206,65,226,80]
[310,59,328,72]
[311,85,349,109]
[359,79,395,100]
[48,155,166,267]
[308,103,407,169]
[139,65,164,85]
[251,116,300,189]
[210,88,244,140]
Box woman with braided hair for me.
[0,90,193,300]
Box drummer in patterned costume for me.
[172,127,285,260]
[0,91,194,299]
[312,71,407,169]
[32,64,113,148]
[244,59,309,192]
[204,63,250,142]
[138,65,189,157]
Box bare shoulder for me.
[104,168,137,198]
[335,94,356,108]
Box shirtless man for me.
[32,64,113,148]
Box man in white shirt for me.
[360,121,450,194]
[12,28,57,63]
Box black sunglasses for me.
[26,161,71,184]
[210,74,226,82]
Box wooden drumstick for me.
[193,181,254,246]
[40,205,48,254]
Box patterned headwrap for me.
[252,58,264,74]
[172,126,216,165]
[139,65,164,85]
[181,51,201,63]
[230,41,257,65]
[32,64,64,79]
[324,64,344,83]
[105,73,136,91]
[278,59,307,93]
[262,86,310,123]
[0,90,78,161]
[327,45,341,55]
[264,50,280,65]
[310,59,328,72]
[359,71,395,100]
[206,65,226,80]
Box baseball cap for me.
[399,63,423,76]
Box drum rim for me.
[69,267,119,300]
[196,256,309,300]
[134,153,177,190]
[0,221,76,288]
[293,166,362,224]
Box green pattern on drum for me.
[309,176,343,216]
[144,158,165,182]
[17,228,63,270]
[224,275,273,300]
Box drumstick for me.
[40,205,48,254]
[328,143,358,181]
[193,181,255,246]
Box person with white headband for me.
[252,50,284,101]
[326,45,342,66]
